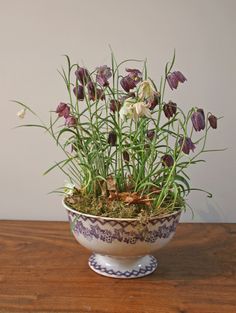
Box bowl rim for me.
[63,198,181,222]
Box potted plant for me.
[15,52,220,279]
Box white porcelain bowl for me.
[63,200,181,279]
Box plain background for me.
[0,0,235,222]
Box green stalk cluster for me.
[15,51,222,216]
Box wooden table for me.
[0,221,235,313]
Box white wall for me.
[1,0,235,222]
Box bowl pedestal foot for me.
[88,253,158,279]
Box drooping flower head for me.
[126,68,142,83]
[75,67,91,85]
[161,154,174,167]
[96,88,105,101]
[96,65,112,87]
[120,76,137,92]
[163,101,177,119]
[147,129,155,141]
[167,71,187,90]
[174,71,187,83]
[73,85,84,101]
[133,101,152,120]
[120,68,142,93]
[149,92,160,110]
[191,109,205,131]
[179,137,196,155]
[87,82,105,101]
[110,99,121,113]
[123,151,130,163]
[65,115,77,127]
[108,131,117,146]
[119,97,136,120]
[208,114,217,129]
[138,80,154,100]
[119,98,152,121]
[56,102,70,118]
[87,81,95,100]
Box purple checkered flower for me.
[161,154,174,167]
[96,65,112,87]
[87,82,105,101]
[110,99,121,113]
[65,115,77,127]
[167,71,187,90]
[120,68,142,93]
[56,102,70,118]
[147,129,155,141]
[75,67,91,85]
[174,71,187,83]
[163,101,177,119]
[73,85,84,101]
[96,88,105,101]
[179,137,196,155]
[191,109,205,131]
[126,68,142,83]
[208,114,217,129]
[120,76,137,92]
[87,81,96,100]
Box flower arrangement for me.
[16,52,221,219]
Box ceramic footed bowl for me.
[64,200,181,279]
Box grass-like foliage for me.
[15,51,222,218]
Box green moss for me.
[64,190,184,219]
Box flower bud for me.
[17,108,26,119]
[110,99,121,113]
[108,131,117,146]
[179,137,196,155]
[75,67,91,85]
[65,115,77,127]
[56,102,70,118]
[191,108,205,131]
[123,151,130,163]
[163,101,177,119]
[161,154,174,167]
[73,85,84,101]
[208,114,217,129]
[147,129,155,141]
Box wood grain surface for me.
[0,221,235,313]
